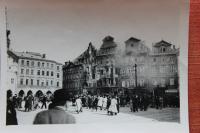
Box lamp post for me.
[134,64,138,88]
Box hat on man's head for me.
[53,89,69,103]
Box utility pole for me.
[134,64,137,88]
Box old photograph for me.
[1,0,189,131]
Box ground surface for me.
[16,102,179,125]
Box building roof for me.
[63,61,83,69]
[100,36,117,49]
[154,40,172,47]
[73,42,96,63]
[125,37,141,43]
[14,51,44,60]
[12,51,63,65]
[7,50,18,62]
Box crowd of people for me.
[10,92,51,112]
[6,89,179,125]
[71,94,167,115]
[72,95,120,115]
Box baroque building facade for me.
[63,36,179,96]
[63,43,97,95]
[9,51,63,96]
[149,40,179,90]
[119,37,150,90]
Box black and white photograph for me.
[0,0,189,133]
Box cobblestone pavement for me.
[16,102,179,125]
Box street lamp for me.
[133,64,138,88]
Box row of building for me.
[63,36,179,96]
[6,28,179,97]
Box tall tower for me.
[5,7,11,50]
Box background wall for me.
[189,0,200,133]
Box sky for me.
[6,0,187,63]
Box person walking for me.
[33,89,76,124]
[107,96,111,114]
[75,96,82,113]
[92,95,98,111]
[108,95,118,115]
[24,94,32,112]
[102,96,107,110]
[116,96,120,113]
[88,95,92,109]
[41,95,47,109]
[97,95,103,110]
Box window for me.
[26,79,29,85]
[100,70,103,75]
[47,63,49,67]
[163,47,166,52]
[51,64,54,68]
[11,78,14,84]
[57,66,59,70]
[38,62,40,67]
[42,62,45,67]
[170,78,175,86]
[51,80,53,86]
[37,80,40,86]
[31,69,34,75]
[31,79,33,85]
[46,80,48,86]
[170,57,174,62]
[21,69,24,74]
[57,73,59,78]
[26,69,29,75]
[57,82,59,87]
[21,60,24,65]
[153,58,156,62]
[126,81,130,87]
[152,80,157,86]
[51,71,54,76]
[122,81,126,87]
[139,79,145,87]
[131,43,134,47]
[161,79,166,87]
[46,71,49,76]
[31,61,34,66]
[20,79,23,85]
[42,71,45,76]
[27,61,29,66]
[41,82,44,86]
[37,70,40,75]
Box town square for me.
[3,0,182,126]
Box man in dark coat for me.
[41,95,47,109]
[33,89,75,124]
[6,90,18,125]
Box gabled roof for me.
[73,42,96,63]
[154,40,172,47]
